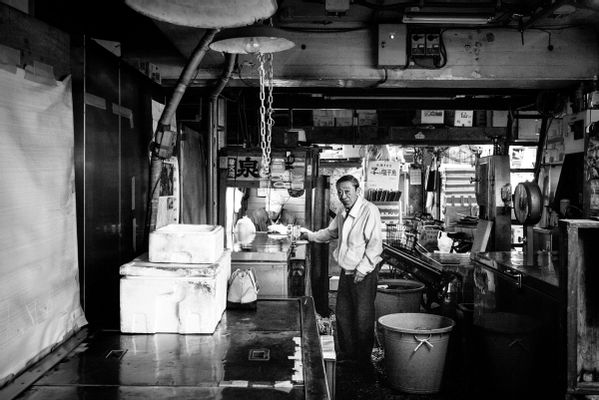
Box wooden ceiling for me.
[33,0,599,108]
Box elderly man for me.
[301,175,383,369]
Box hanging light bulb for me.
[244,37,261,54]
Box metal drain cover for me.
[105,349,127,360]
[248,348,270,361]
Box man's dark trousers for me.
[335,267,379,363]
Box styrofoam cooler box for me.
[120,250,230,334]
[149,224,224,263]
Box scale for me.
[513,181,543,265]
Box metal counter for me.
[469,250,563,399]
[232,233,296,297]
[232,232,292,262]
[12,298,329,400]
[471,250,559,298]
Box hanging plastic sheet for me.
[0,67,87,384]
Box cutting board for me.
[471,220,493,253]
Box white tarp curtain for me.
[0,68,87,383]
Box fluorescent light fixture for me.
[325,96,454,100]
[402,15,492,25]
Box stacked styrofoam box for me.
[149,224,224,264]
[120,250,230,334]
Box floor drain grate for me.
[248,348,270,361]
[105,349,127,360]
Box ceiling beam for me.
[147,25,598,91]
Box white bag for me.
[234,216,256,245]
[227,268,259,309]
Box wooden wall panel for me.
[0,4,70,79]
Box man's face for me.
[337,181,359,210]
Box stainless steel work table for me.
[11,297,329,400]
[232,233,303,297]
[232,232,293,263]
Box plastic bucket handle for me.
[413,333,434,352]
[508,338,530,352]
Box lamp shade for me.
[125,0,277,28]
[209,26,295,54]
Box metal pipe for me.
[210,53,236,100]
[148,28,218,235]
[206,54,236,223]
[158,28,220,128]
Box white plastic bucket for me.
[379,313,455,394]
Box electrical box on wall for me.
[410,33,426,56]
[425,33,440,56]
[377,24,407,67]
[408,28,443,68]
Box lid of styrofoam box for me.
[120,250,230,277]
[152,224,223,235]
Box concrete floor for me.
[328,290,465,400]
[335,349,449,400]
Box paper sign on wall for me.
[366,161,400,190]
[454,110,473,127]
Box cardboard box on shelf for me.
[357,109,378,126]
[491,110,508,127]
[313,109,335,127]
[334,109,353,127]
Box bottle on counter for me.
[590,75,599,109]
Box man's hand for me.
[299,227,312,241]
[354,270,366,283]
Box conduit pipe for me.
[210,53,236,100]
[147,28,219,237]
[158,28,220,128]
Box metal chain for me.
[257,52,269,177]
[265,52,274,171]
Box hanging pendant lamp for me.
[209,25,295,54]
[209,25,294,179]
[124,0,278,28]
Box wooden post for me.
[311,175,330,316]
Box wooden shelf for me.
[289,126,506,145]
